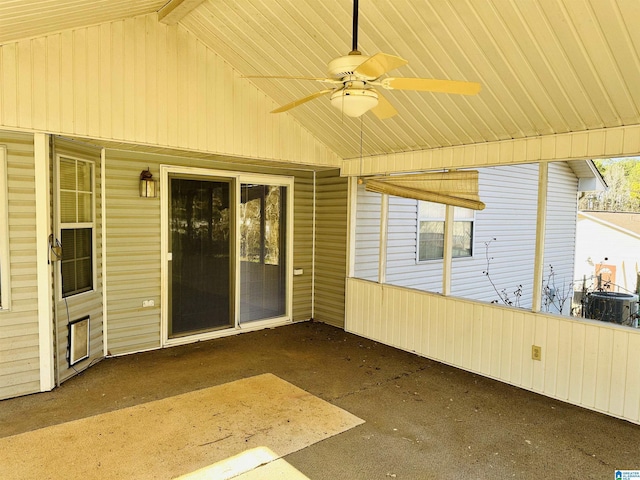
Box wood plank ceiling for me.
[1,0,640,161]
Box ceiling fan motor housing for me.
[328,54,376,80]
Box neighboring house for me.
[1,1,640,427]
[355,162,602,315]
[575,211,640,294]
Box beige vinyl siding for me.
[292,173,313,322]
[346,278,640,425]
[103,151,161,355]
[52,137,103,383]
[0,131,40,399]
[314,170,347,327]
[0,14,341,169]
[104,149,316,356]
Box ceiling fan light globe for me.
[330,88,378,117]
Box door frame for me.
[160,165,294,347]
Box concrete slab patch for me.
[0,373,363,480]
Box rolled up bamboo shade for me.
[365,170,485,210]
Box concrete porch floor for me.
[1,321,638,479]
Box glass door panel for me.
[239,184,287,323]
[169,177,232,337]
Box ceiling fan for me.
[247,0,481,119]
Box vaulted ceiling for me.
[1,0,640,161]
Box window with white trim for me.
[0,145,9,310]
[58,156,94,297]
[418,201,475,261]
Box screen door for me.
[168,177,233,337]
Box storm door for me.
[239,183,287,324]
[168,176,233,337]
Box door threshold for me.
[164,318,291,348]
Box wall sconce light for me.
[139,168,158,198]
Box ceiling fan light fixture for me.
[330,88,378,117]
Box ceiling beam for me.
[341,125,640,176]
[158,0,205,25]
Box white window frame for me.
[56,154,96,299]
[0,145,10,310]
[417,200,475,263]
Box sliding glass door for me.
[164,168,292,342]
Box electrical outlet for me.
[142,300,155,308]
[532,345,542,361]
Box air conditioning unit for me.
[584,292,639,327]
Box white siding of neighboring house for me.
[354,163,579,311]
[575,216,640,294]
[543,162,579,314]
[353,182,381,282]
[0,131,40,400]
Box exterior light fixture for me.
[139,168,158,198]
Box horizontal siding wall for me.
[104,151,161,355]
[0,131,40,399]
[292,173,313,322]
[342,124,640,175]
[104,149,315,356]
[0,13,341,168]
[314,170,348,327]
[346,278,640,425]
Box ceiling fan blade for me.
[383,77,481,95]
[355,52,408,78]
[271,89,333,113]
[243,75,341,84]
[370,90,397,119]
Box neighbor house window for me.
[58,156,94,297]
[418,201,474,261]
[0,145,9,310]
